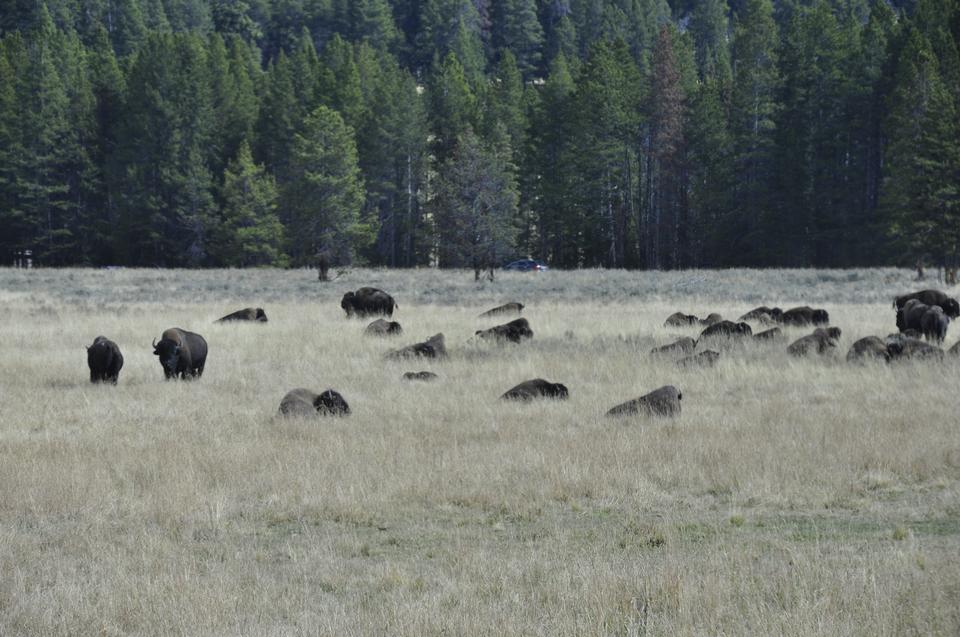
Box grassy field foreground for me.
[1,267,959,635]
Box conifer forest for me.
[0,0,958,271]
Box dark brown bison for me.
[475,318,533,344]
[87,336,123,384]
[215,307,267,323]
[787,328,840,357]
[676,350,720,368]
[152,328,207,379]
[699,320,752,340]
[402,371,438,381]
[500,378,569,401]
[650,337,697,356]
[341,287,397,318]
[664,312,700,327]
[606,386,682,418]
[699,313,723,326]
[365,319,403,336]
[279,388,350,417]
[846,336,890,363]
[894,289,960,318]
[896,299,923,331]
[386,333,447,360]
[780,306,830,327]
[920,306,949,342]
[886,336,944,361]
[480,302,524,317]
[753,327,784,341]
[739,306,783,322]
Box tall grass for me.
[1,267,958,635]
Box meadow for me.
[1,267,959,635]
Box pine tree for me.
[492,0,544,78]
[427,51,479,162]
[283,105,369,265]
[214,141,287,266]
[434,126,519,279]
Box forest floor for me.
[1,267,959,635]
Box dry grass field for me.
[1,267,959,635]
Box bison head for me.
[255,308,268,322]
[315,390,350,416]
[153,338,181,379]
[551,383,570,399]
[812,309,830,325]
[943,298,960,318]
[341,292,356,316]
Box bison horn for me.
[152,337,157,348]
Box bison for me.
[386,333,447,360]
[886,336,944,361]
[780,306,830,327]
[475,318,533,344]
[500,378,569,401]
[341,287,397,318]
[739,306,783,322]
[664,312,700,327]
[650,337,697,356]
[920,306,949,342]
[846,336,890,363]
[279,388,350,417]
[753,327,784,341]
[900,300,931,333]
[87,336,123,384]
[215,307,267,323]
[787,328,840,357]
[480,302,524,317]
[402,371,438,382]
[700,313,723,326]
[365,319,403,336]
[606,386,682,418]
[152,328,208,380]
[894,289,960,318]
[699,320,752,340]
[676,350,720,368]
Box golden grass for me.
[1,267,959,635]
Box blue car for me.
[503,259,549,272]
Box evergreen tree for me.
[492,0,544,78]
[214,141,287,266]
[283,105,370,265]
[434,126,519,279]
[427,52,479,161]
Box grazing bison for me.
[700,313,723,326]
[365,319,403,336]
[664,312,700,327]
[677,350,720,368]
[699,320,752,340]
[279,388,350,417]
[215,307,267,323]
[87,336,123,384]
[341,287,397,318]
[739,306,783,322]
[152,328,208,380]
[475,318,533,344]
[386,333,447,360]
[606,386,682,418]
[650,337,697,356]
[846,336,890,363]
[780,306,830,327]
[920,306,949,342]
[500,378,569,401]
[894,289,960,318]
[753,327,784,341]
[886,337,944,361]
[402,371,438,382]
[480,302,524,317]
[787,328,839,357]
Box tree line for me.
[0,0,958,271]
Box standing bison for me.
[152,328,208,379]
[87,336,124,384]
[894,289,960,318]
[215,307,267,323]
[341,287,397,318]
[920,306,949,342]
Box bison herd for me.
[85,285,960,422]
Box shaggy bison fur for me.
[279,388,350,417]
[606,385,682,418]
[215,307,267,323]
[894,289,960,319]
[780,306,830,327]
[650,337,697,356]
[365,319,403,336]
[699,320,752,340]
[846,336,890,363]
[386,333,447,360]
[500,378,569,401]
[87,336,123,384]
[152,328,207,380]
[341,287,397,318]
[402,371,438,382]
[475,318,533,344]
